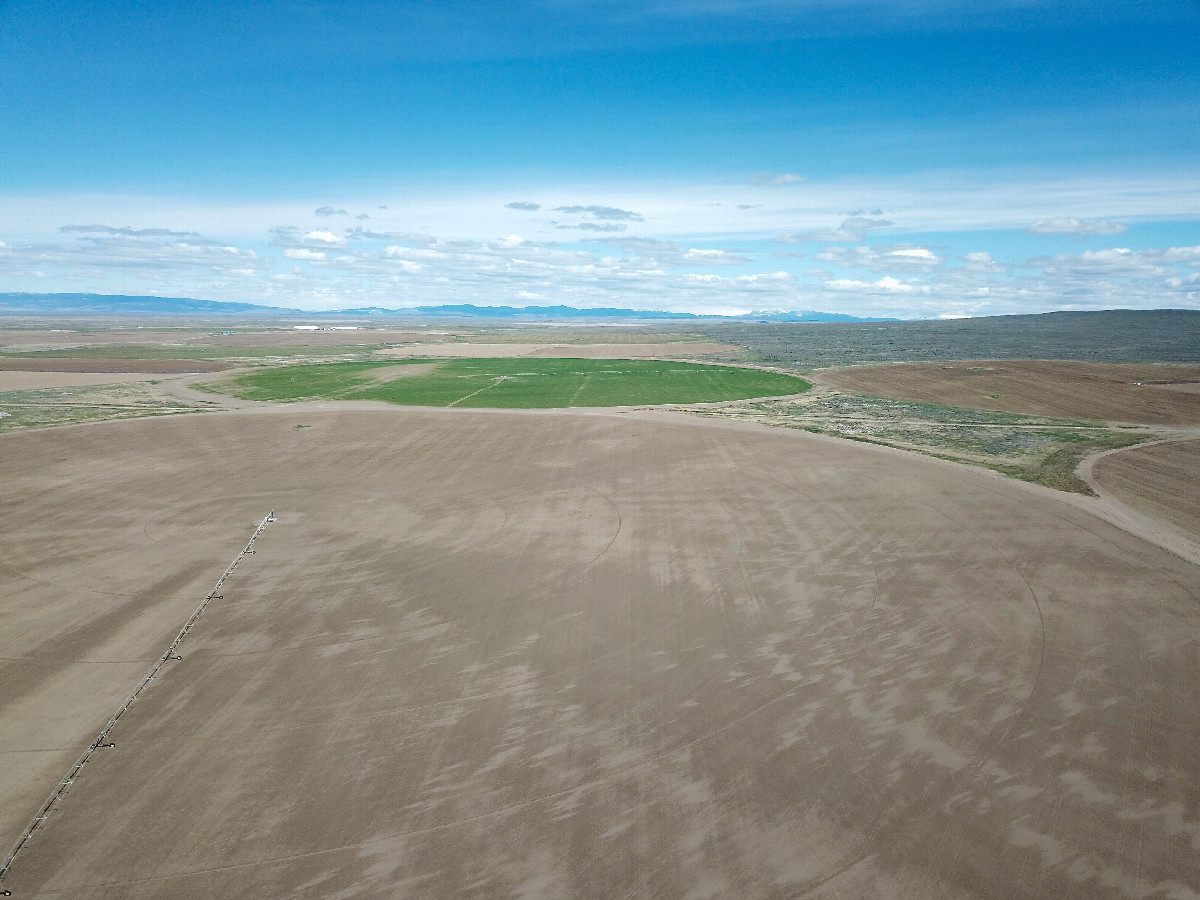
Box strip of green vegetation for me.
[0,383,204,431]
[695,392,1152,494]
[214,358,810,408]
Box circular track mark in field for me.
[2,410,1198,899]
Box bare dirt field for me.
[0,357,232,374]
[524,342,737,358]
[0,371,165,391]
[191,329,438,348]
[820,361,1200,425]
[377,341,737,359]
[2,410,1198,898]
[1091,438,1200,542]
[0,329,204,350]
[0,328,439,352]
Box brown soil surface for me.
[525,341,738,358]
[0,358,231,374]
[0,329,204,348]
[378,341,737,359]
[1091,438,1200,540]
[0,372,165,390]
[820,360,1200,425]
[0,328,441,351]
[1,411,1198,898]
[193,329,438,348]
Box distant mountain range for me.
[0,293,898,322]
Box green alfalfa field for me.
[209,357,812,408]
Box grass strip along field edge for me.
[694,392,1152,494]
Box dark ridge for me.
[703,310,1200,367]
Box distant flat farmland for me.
[212,358,811,407]
[820,360,1200,425]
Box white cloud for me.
[346,227,435,244]
[60,224,201,238]
[489,234,529,250]
[840,216,893,230]
[383,245,442,262]
[1027,216,1129,235]
[303,230,346,245]
[680,248,749,265]
[284,248,326,261]
[779,228,863,243]
[584,237,750,269]
[753,172,805,185]
[889,247,938,261]
[826,276,926,294]
[4,179,1200,318]
[736,271,792,283]
[963,251,1005,273]
[553,205,642,221]
[572,222,627,232]
[817,243,944,271]
[1031,246,1155,277]
[1163,245,1200,265]
[777,218,891,244]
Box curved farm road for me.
[1075,432,1200,565]
[0,409,1198,899]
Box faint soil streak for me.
[0,511,277,891]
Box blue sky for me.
[1,0,1198,317]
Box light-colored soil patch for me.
[1,410,1197,898]
[524,341,738,358]
[358,362,438,383]
[192,329,439,348]
[0,357,232,374]
[820,360,1200,425]
[0,329,202,350]
[0,328,443,352]
[377,341,737,359]
[378,342,549,358]
[1091,438,1200,540]
[0,371,165,391]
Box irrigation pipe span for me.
[0,511,277,892]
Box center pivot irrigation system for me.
[0,511,277,892]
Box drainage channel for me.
[0,511,277,893]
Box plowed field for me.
[1,411,1197,898]
[0,357,231,374]
[820,361,1200,425]
[1092,438,1200,540]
